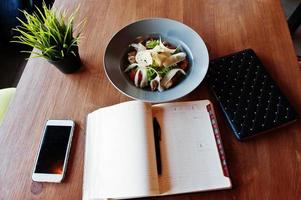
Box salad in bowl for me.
[124,37,189,91]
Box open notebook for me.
[83,100,231,200]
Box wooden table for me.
[1,0,301,199]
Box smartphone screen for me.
[34,125,72,174]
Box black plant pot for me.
[48,47,82,74]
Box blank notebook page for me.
[152,100,231,195]
[84,101,159,199]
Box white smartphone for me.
[32,119,75,183]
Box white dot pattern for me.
[207,49,298,139]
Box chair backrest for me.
[0,87,16,126]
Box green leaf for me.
[146,68,157,81]
[146,39,159,49]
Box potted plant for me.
[12,3,84,74]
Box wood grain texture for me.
[1,0,301,199]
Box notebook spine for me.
[206,104,230,177]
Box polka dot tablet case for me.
[207,49,298,140]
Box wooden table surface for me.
[1,0,301,199]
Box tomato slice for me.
[129,69,142,82]
[129,69,136,81]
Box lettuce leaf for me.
[146,39,160,49]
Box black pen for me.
[153,117,162,175]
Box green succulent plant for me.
[11,3,84,61]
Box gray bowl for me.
[104,18,209,103]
